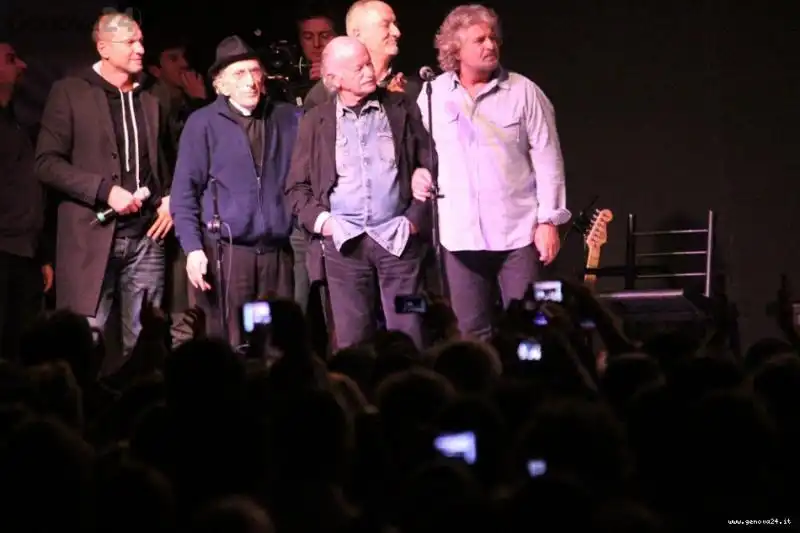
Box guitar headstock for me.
[585,209,614,251]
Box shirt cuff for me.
[537,208,572,226]
[314,211,332,234]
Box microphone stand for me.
[207,178,229,344]
[425,80,447,298]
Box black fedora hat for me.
[208,35,259,78]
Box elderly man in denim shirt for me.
[286,36,434,349]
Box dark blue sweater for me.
[171,96,300,253]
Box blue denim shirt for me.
[327,97,410,256]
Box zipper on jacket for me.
[225,102,272,242]
[256,173,265,234]
[255,119,268,237]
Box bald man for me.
[296,0,421,344]
[285,37,435,350]
[36,12,172,379]
[302,0,420,111]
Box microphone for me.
[207,177,222,233]
[92,187,151,225]
[419,66,436,82]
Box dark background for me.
[4,0,799,347]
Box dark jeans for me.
[89,236,165,376]
[196,240,293,348]
[291,229,340,358]
[164,234,194,314]
[0,251,43,361]
[324,234,425,350]
[444,245,539,341]
[422,243,447,297]
[290,227,310,313]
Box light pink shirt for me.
[417,69,570,252]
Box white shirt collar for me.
[228,98,255,116]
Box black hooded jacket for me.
[83,67,159,236]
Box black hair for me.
[295,3,339,33]
[143,34,190,68]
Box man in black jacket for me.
[289,7,337,315]
[299,1,424,343]
[35,13,172,376]
[0,38,52,360]
[145,36,209,163]
[145,35,210,315]
[285,37,434,349]
[286,6,337,108]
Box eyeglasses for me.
[104,38,144,46]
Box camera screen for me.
[434,431,477,465]
[517,340,542,361]
[527,459,547,478]
[242,301,271,333]
[395,295,428,314]
[534,281,563,302]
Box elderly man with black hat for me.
[170,35,301,346]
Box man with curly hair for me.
[412,4,571,340]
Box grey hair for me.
[435,4,501,73]
[320,36,364,94]
[320,53,339,94]
[92,11,138,43]
[320,42,339,93]
[344,0,383,36]
[211,60,265,96]
[212,72,225,95]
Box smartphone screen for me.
[242,301,271,333]
[394,295,428,314]
[527,459,547,477]
[517,339,542,361]
[534,280,563,302]
[537,310,594,329]
[434,431,477,464]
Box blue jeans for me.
[88,236,165,376]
